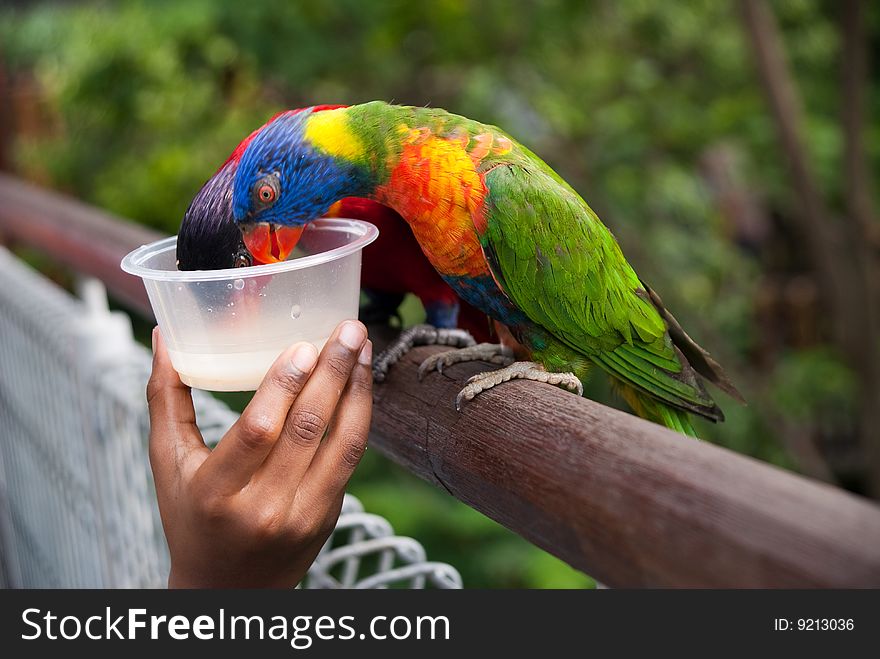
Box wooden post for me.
[370,345,880,588]
[0,173,162,318]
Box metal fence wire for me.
[0,246,461,589]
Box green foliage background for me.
[1,0,877,587]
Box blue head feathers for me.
[232,109,370,228]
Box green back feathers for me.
[481,162,725,421]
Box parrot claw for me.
[417,343,515,381]
[454,362,584,411]
[373,324,476,382]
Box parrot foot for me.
[418,343,515,380]
[454,361,583,411]
[373,324,476,382]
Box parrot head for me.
[177,106,344,270]
[232,109,371,263]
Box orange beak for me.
[239,222,304,265]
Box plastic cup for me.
[121,218,378,391]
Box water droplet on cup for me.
[207,307,213,313]
[290,304,302,319]
[233,278,245,290]
[226,283,233,289]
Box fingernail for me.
[338,321,367,350]
[358,340,373,366]
[290,342,318,374]
[151,327,158,354]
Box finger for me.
[286,491,347,588]
[147,327,208,486]
[297,340,372,511]
[255,320,367,494]
[303,490,346,561]
[201,341,319,492]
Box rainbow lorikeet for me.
[177,105,492,342]
[222,101,742,435]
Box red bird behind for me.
[328,197,491,343]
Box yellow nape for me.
[304,108,364,161]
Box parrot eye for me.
[252,173,280,209]
[258,185,275,203]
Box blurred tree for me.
[740,0,879,494]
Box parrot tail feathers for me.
[641,282,745,405]
[654,403,698,437]
[613,380,699,438]
[595,344,724,422]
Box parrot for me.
[176,105,493,342]
[208,101,743,435]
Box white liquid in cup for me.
[166,307,349,391]
[170,338,329,392]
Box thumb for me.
[147,327,209,484]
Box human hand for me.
[146,320,372,588]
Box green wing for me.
[480,162,723,420]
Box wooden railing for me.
[0,174,161,317]
[2,172,880,588]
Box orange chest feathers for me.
[375,130,502,279]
